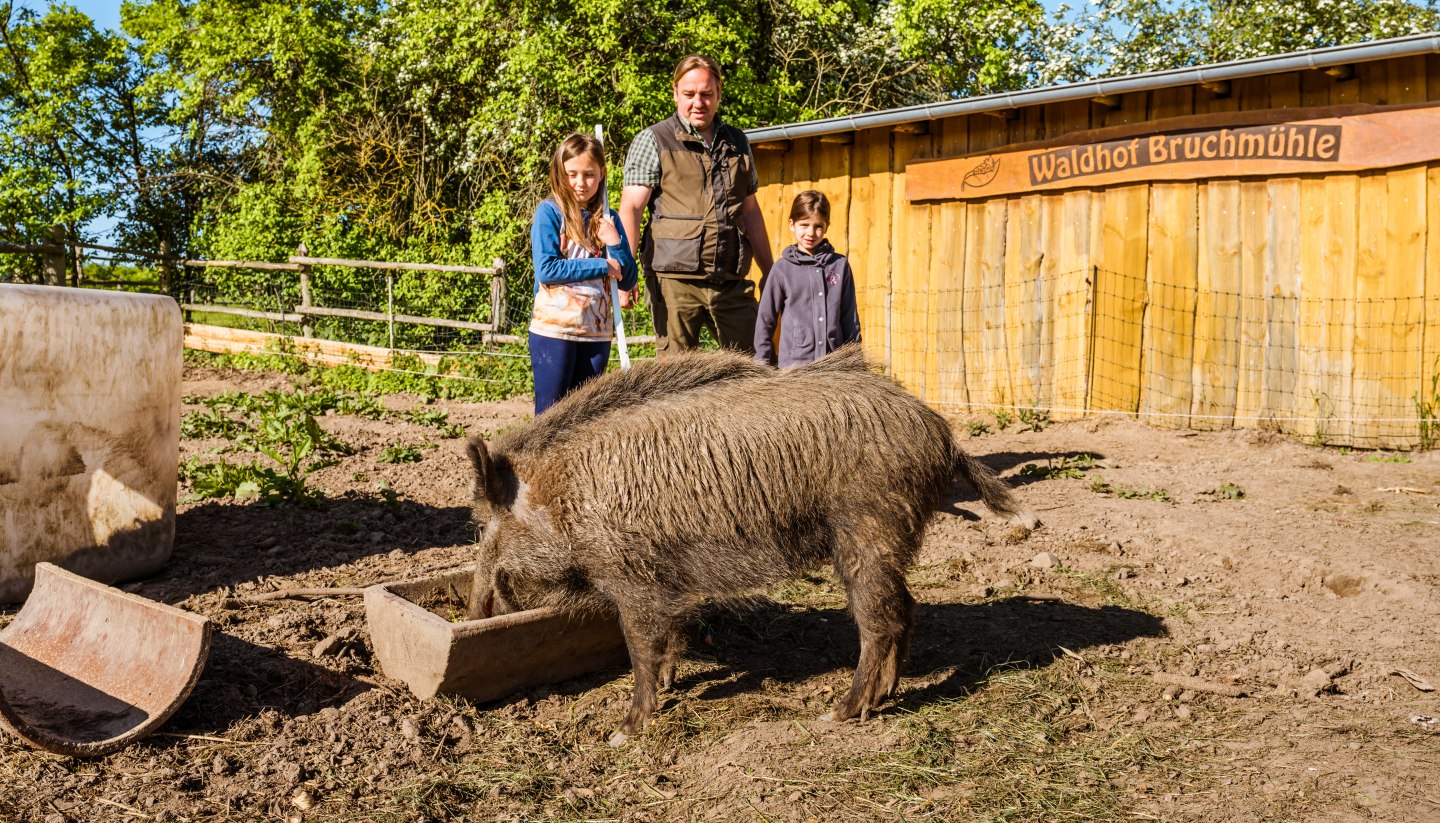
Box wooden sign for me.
[907,105,1440,201]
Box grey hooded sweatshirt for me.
[754,239,861,367]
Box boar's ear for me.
[466,436,516,508]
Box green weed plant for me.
[1089,479,1174,503]
[1019,453,1100,481]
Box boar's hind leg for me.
[617,609,686,734]
[832,557,917,722]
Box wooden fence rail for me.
[178,250,510,346]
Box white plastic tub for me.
[0,285,181,603]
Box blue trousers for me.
[529,332,611,415]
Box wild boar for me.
[466,344,1032,737]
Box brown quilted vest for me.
[641,114,755,283]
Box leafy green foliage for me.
[179,388,346,504]
[1017,406,1051,432]
[404,405,464,438]
[1089,478,1174,503]
[0,2,213,284]
[179,406,245,439]
[1202,481,1245,500]
[1019,453,1099,480]
[181,455,327,505]
[183,346,533,402]
[1364,452,1412,464]
[377,443,428,464]
[1027,0,1440,85]
[11,0,1438,322]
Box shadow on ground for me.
[154,495,476,598]
[163,632,364,737]
[678,596,1163,709]
[939,450,1107,521]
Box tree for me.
[0,1,200,285]
[1025,0,1440,85]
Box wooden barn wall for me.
[750,55,1440,448]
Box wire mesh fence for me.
[11,244,1437,449]
[171,256,663,397]
[909,266,1440,450]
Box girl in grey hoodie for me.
[754,190,861,367]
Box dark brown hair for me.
[789,190,830,224]
[548,133,607,254]
[671,54,723,88]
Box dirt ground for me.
[3,362,1438,822]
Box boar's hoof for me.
[607,731,630,747]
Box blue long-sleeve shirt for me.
[529,198,638,342]
[530,199,638,291]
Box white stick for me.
[595,124,631,369]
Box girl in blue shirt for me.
[529,133,638,414]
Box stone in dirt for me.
[312,627,357,658]
[1300,667,1335,696]
[1031,552,1060,569]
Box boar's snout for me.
[468,566,524,620]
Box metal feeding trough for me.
[0,563,212,757]
[364,569,628,703]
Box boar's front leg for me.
[830,548,917,722]
[614,606,685,736]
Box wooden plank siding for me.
[851,128,893,369]
[747,54,1440,447]
[890,130,932,394]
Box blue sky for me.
[64,0,119,29]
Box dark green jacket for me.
[641,114,757,283]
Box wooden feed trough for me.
[364,569,628,703]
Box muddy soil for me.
[2,363,1437,822]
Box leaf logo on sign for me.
[962,156,1000,189]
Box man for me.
[620,55,774,356]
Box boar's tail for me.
[954,449,1039,529]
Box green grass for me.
[1051,566,1151,611]
[185,342,534,403]
[1363,452,1411,464]
[823,664,1216,822]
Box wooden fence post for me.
[386,270,395,350]
[41,226,65,286]
[158,240,174,295]
[490,257,508,336]
[1085,264,1100,413]
[296,243,313,338]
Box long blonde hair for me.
[548,133,606,255]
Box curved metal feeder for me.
[0,562,212,757]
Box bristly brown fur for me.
[466,343,1033,735]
